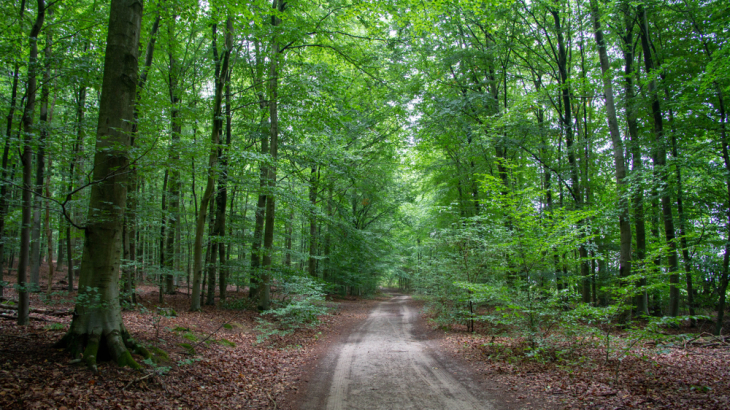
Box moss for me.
[216,338,236,347]
[133,343,152,360]
[82,336,100,370]
[222,323,233,330]
[178,343,196,355]
[149,346,170,363]
[182,333,198,342]
[172,326,190,332]
[116,350,142,369]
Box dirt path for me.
[297,294,506,410]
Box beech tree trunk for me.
[191,18,232,311]
[308,167,318,277]
[589,0,631,284]
[55,0,149,369]
[260,0,285,310]
[0,0,26,298]
[30,6,53,288]
[620,2,649,315]
[17,0,46,325]
[638,5,680,317]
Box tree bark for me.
[191,18,232,311]
[620,3,649,315]
[550,5,589,303]
[589,0,632,285]
[308,167,318,277]
[55,0,148,369]
[638,5,680,316]
[0,0,27,298]
[30,6,53,288]
[216,68,233,301]
[260,0,285,310]
[17,0,46,325]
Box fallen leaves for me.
[0,283,375,410]
[439,326,730,409]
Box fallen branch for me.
[0,305,72,316]
[122,372,155,391]
[190,321,230,352]
[267,391,277,410]
[0,313,57,322]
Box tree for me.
[55,0,149,369]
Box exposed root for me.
[55,325,153,370]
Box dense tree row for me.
[398,0,730,334]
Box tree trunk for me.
[217,68,233,301]
[45,155,54,294]
[589,0,632,284]
[308,167,318,277]
[29,6,53,289]
[55,0,148,370]
[0,0,27,298]
[249,38,269,301]
[638,5,680,317]
[621,3,649,315]
[715,65,729,335]
[159,171,168,302]
[260,0,285,310]
[550,6,589,303]
[191,18,232,311]
[17,0,46,325]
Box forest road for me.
[297,294,501,410]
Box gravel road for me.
[297,294,499,410]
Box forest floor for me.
[0,263,380,409]
[434,310,730,409]
[3,265,729,409]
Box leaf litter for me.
[0,282,376,410]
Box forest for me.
[1,0,729,408]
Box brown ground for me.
[4,264,726,409]
[0,263,379,409]
[434,315,730,409]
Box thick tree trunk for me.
[123,12,160,304]
[55,0,147,369]
[638,5,680,317]
[17,0,46,325]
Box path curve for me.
[298,294,499,410]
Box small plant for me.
[216,338,236,347]
[177,358,202,367]
[44,323,66,331]
[182,332,198,342]
[142,357,171,376]
[254,318,294,344]
[179,343,196,355]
